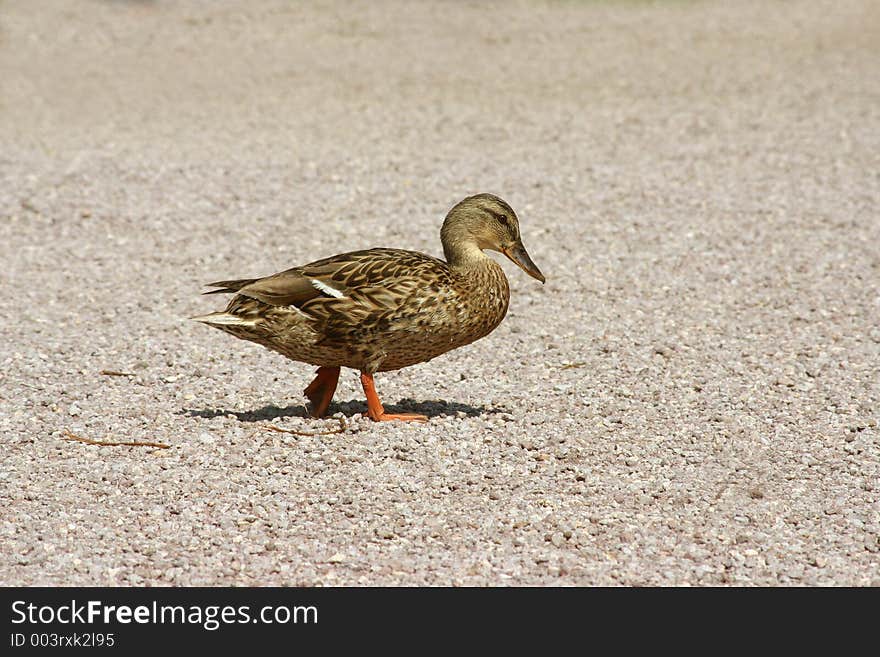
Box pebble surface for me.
[1,0,878,586]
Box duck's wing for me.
[205,248,451,319]
[204,268,332,308]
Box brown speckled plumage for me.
[192,193,544,421]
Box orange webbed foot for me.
[369,411,429,423]
[359,372,428,423]
[303,366,340,418]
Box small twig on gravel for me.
[265,417,347,437]
[99,369,135,377]
[20,198,38,213]
[62,429,170,449]
[560,362,586,370]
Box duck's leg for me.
[303,366,340,418]
[359,372,428,422]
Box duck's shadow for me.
[181,398,500,422]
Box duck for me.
[191,193,545,422]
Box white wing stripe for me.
[310,278,345,298]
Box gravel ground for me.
[1,0,878,586]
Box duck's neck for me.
[443,239,494,272]
[441,218,493,271]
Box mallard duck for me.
[192,193,544,422]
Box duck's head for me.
[441,193,545,283]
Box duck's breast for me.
[375,259,510,371]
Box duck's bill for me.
[503,242,545,283]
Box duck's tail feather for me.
[189,311,258,327]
